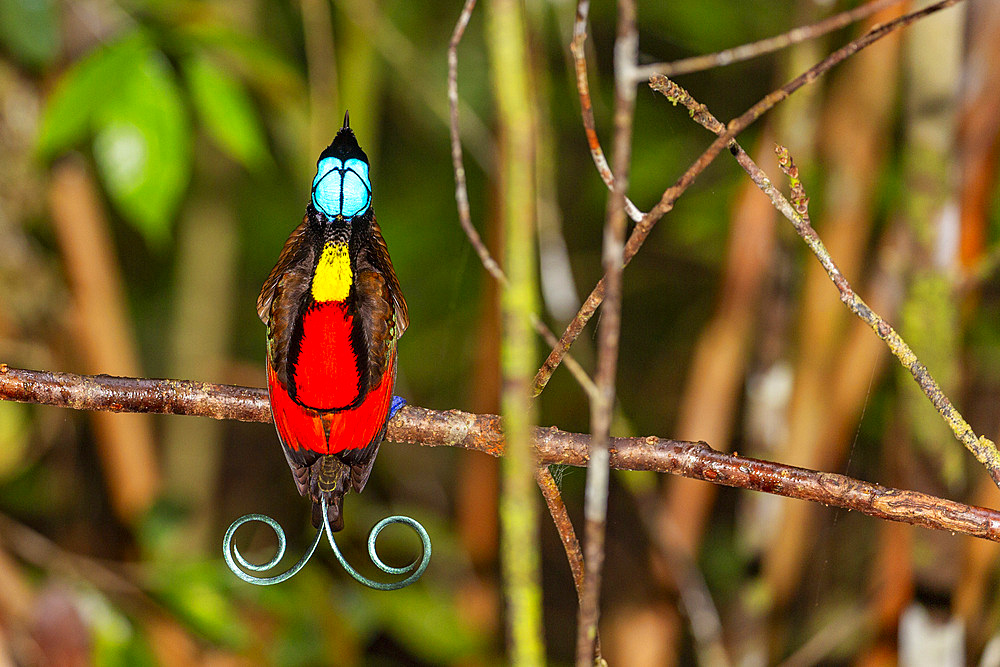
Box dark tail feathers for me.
[311,455,350,530]
[311,492,345,531]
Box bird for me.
[257,112,407,531]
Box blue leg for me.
[389,395,407,420]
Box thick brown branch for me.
[2,365,999,542]
[0,365,271,422]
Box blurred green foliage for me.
[183,53,269,170]
[0,0,59,68]
[39,33,190,245]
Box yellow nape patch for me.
[312,242,352,302]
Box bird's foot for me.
[389,395,407,420]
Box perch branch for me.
[532,0,966,396]
[1,366,999,542]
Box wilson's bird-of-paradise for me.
[257,113,407,531]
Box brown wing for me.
[260,220,314,387]
[337,271,397,483]
[258,218,310,325]
[364,216,408,336]
[353,271,397,394]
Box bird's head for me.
[311,112,372,222]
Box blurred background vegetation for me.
[1,0,999,664]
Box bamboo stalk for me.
[485,0,545,662]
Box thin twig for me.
[774,147,1000,486]
[648,73,1000,488]
[0,514,144,598]
[534,467,603,661]
[535,467,585,594]
[447,0,598,401]
[532,0,965,397]
[634,0,905,79]
[1,366,999,541]
[569,0,643,223]
[576,0,637,663]
[777,604,874,667]
[449,0,493,277]
[0,512,218,663]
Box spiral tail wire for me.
[223,501,431,590]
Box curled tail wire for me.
[223,504,431,589]
[224,397,427,588]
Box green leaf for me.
[183,55,268,169]
[174,23,304,104]
[38,32,191,245]
[0,0,59,68]
[36,34,149,158]
[91,48,191,246]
